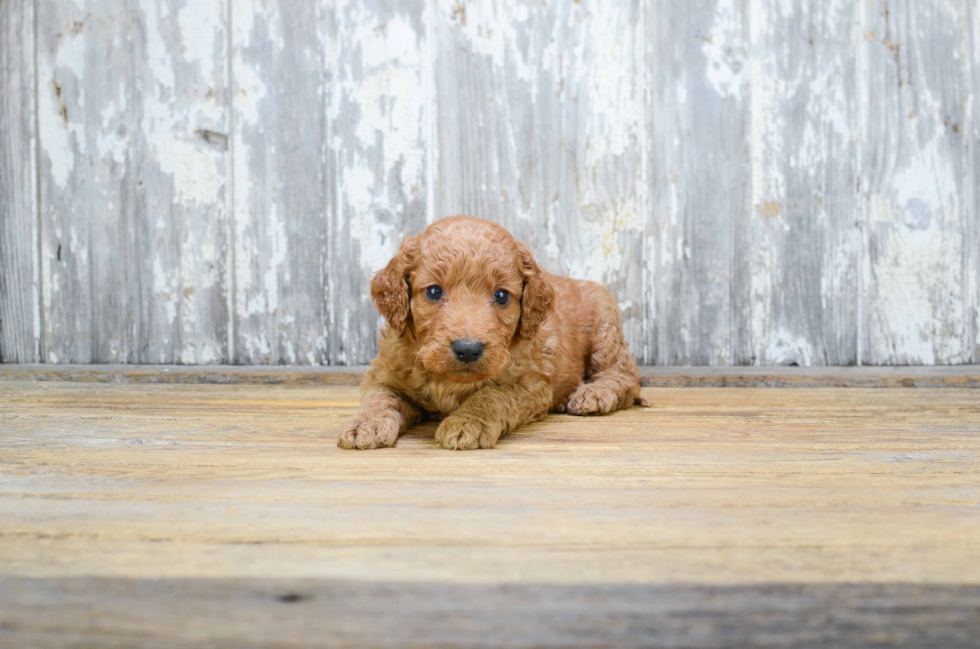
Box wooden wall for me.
[1,0,977,366]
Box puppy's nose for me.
[451,338,484,363]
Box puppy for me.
[338,216,643,450]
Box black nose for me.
[451,338,484,363]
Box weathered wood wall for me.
[1,0,977,366]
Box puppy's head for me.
[371,216,554,383]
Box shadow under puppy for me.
[339,216,644,451]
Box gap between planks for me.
[1,364,979,388]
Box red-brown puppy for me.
[338,216,643,450]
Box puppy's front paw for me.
[338,412,401,450]
[435,416,498,450]
[566,383,618,416]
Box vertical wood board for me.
[647,0,750,365]
[435,0,646,356]
[328,0,430,365]
[36,0,231,363]
[0,0,39,363]
[744,0,861,365]
[861,0,973,365]
[231,0,331,365]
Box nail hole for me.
[277,593,308,603]
[196,129,229,152]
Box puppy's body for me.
[370,269,637,416]
[339,217,642,450]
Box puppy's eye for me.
[425,285,444,302]
[493,289,510,306]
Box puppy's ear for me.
[516,242,555,339]
[371,236,417,336]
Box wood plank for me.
[745,0,861,365]
[0,383,978,584]
[0,0,38,363]
[0,364,365,385]
[861,0,974,364]
[637,364,980,387]
[328,0,430,365]
[647,0,750,365]
[0,382,979,645]
[36,0,231,364]
[970,2,980,364]
[37,0,135,363]
[135,0,232,364]
[434,0,646,356]
[2,363,980,387]
[2,578,978,648]
[230,0,331,365]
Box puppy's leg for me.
[436,377,552,450]
[338,385,422,450]
[566,317,643,416]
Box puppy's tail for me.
[634,396,650,408]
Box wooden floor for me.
[1,378,979,647]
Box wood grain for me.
[861,0,974,365]
[647,0,749,365]
[231,0,331,365]
[328,0,430,365]
[2,578,978,648]
[0,381,978,646]
[435,0,646,355]
[0,382,977,584]
[0,0,38,363]
[745,0,861,365]
[36,0,231,364]
[971,1,980,365]
[2,1,979,366]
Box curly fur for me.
[338,216,643,451]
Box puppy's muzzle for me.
[451,338,484,364]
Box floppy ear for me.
[516,242,555,340]
[371,236,417,336]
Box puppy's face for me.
[410,243,523,383]
[370,217,554,384]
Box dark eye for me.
[494,289,510,306]
[426,285,443,302]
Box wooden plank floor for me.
[1,380,979,647]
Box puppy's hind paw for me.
[338,412,401,450]
[566,383,618,416]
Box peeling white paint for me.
[704,0,747,99]
[38,27,86,189]
[231,0,284,362]
[177,0,223,80]
[154,253,178,330]
[161,139,223,205]
[863,0,971,365]
[580,198,643,285]
[338,8,426,261]
[333,0,429,327]
[748,0,773,363]
[583,0,639,167]
[231,0,273,126]
[96,92,128,165]
[19,0,976,367]
[264,200,287,315]
[765,329,815,367]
